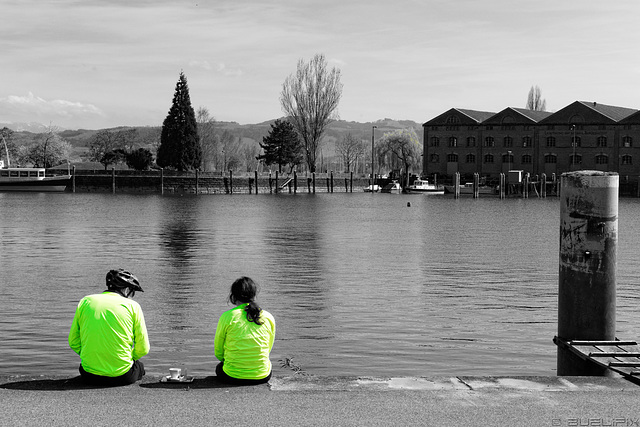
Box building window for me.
[523,125,531,131]
[522,136,532,147]
[445,116,460,131]
[502,153,514,163]
[465,154,476,163]
[483,137,495,147]
[546,136,556,147]
[484,154,494,163]
[431,137,440,147]
[622,155,632,165]
[597,136,607,147]
[448,137,458,147]
[571,136,581,147]
[503,136,513,147]
[544,154,557,164]
[430,154,439,162]
[447,153,459,162]
[522,154,532,164]
[570,154,582,165]
[595,154,608,165]
[622,136,633,147]
[466,136,476,147]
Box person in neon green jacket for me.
[69,269,150,386]
[214,277,275,384]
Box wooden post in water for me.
[160,168,164,195]
[275,171,279,194]
[112,167,116,194]
[195,169,199,194]
[344,177,348,192]
[326,176,330,192]
[473,173,479,198]
[350,171,353,193]
[330,171,334,193]
[454,172,460,199]
[541,173,547,198]
[72,166,76,193]
[294,171,297,193]
[523,173,529,198]
[499,173,505,199]
[557,171,618,376]
[307,177,311,193]
[229,170,233,194]
[254,170,258,194]
[312,172,316,193]
[268,172,272,194]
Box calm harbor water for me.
[1,191,639,378]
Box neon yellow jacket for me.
[214,304,275,380]
[69,291,150,377]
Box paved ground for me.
[1,374,639,426]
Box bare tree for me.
[280,53,343,173]
[196,106,217,171]
[335,133,364,173]
[378,128,422,188]
[526,85,547,111]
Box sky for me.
[1,0,640,130]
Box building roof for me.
[423,108,495,126]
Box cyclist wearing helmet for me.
[69,269,150,386]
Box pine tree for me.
[157,72,202,171]
[257,119,303,173]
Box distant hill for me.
[2,118,423,164]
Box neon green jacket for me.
[214,304,275,380]
[69,291,150,377]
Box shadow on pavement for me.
[140,376,269,389]
[0,376,115,391]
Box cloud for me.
[0,92,105,126]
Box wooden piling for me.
[541,173,547,198]
[454,172,460,199]
[254,170,258,194]
[229,170,233,194]
[557,171,619,376]
[195,169,199,194]
[72,166,76,193]
[473,173,479,198]
[312,172,316,193]
[499,173,505,199]
[112,167,116,194]
[275,171,279,194]
[294,171,297,193]
[330,171,334,193]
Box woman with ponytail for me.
[214,277,275,384]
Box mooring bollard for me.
[557,171,618,376]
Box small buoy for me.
[407,202,411,207]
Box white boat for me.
[0,167,71,192]
[363,184,380,192]
[444,182,496,195]
[380,180,402,194]
[405,178,444,194]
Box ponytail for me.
[245,300,264,325]
[229,276,264,325]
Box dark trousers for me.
[79,360,145,387]
[215,362,271,385]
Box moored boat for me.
[0,167,71,192]
[363,184,381,192]
[405,178,444,194]
[444,182,496,195]
[380,180,402,194]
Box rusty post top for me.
[561,170,618,178]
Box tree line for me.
[1,55,547,176]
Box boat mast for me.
[1,135,9,167]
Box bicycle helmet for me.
[106,269,143,292]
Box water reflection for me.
[2,192,640,377]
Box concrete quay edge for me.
[2,375,640,427]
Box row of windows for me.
[430,153,631,165]
[431,136,634,148]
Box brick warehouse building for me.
[422,101,640,184]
